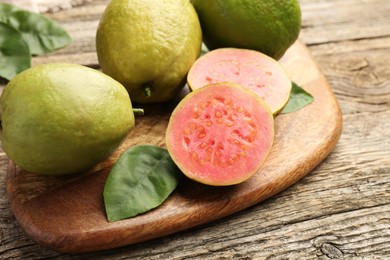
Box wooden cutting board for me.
[7,41,343,253]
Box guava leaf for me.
[104,145,182,222]
[281,82,314,114]
[2,10,71,55]
[0,3,23,17]
[0,22,31,80]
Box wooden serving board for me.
[7,41,343,253]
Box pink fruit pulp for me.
[187,48,292,115]
[166,83,274,186]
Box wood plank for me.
[1,0,94,13]
[86,205,389,259]
[299,0,390,45]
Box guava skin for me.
[0,63,135,175]
[96,0,202,103]
[191,0,301,60]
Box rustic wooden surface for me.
[0,0,389,259]
[6,40,342,254]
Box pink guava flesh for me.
[187,48,292,115]
[166,83,274,186]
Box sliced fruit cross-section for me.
[166,83,274,186]
[187,48,292,115]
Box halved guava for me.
[187,48,292,115]
[165,83,274,186]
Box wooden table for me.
[0,0,389,258]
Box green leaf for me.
[0,3,22,18]
[0,22,31,80]
[281,82,314,114]
[2,10,71,55]
[103,145,182,222]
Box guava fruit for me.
[166,83,274,186]
[191,0,301,60]
[187,48,292,115]
[96,0,202,103]
[0,63,135,175]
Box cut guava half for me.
[166,82,274,186]
[187,48,292,115]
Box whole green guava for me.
[0,63,135,175]
[96,0,202,103]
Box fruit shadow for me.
[175,174,245,207]
[131,84,191,116]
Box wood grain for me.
[1,0,389,258]
[6,41,342,253]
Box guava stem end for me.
[132,108,144,116]
[143,84,153,98]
